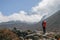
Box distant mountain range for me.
[0,10,60,32]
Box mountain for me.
[0,10,60,32]
[0,21,38,30]
[46,10,60,32]
[36,10,60,32]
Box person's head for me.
[44,20,46,22]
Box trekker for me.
[42,20,46,34]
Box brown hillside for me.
[0,29,20,40]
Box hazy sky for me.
[0,0,60,23]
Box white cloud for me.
[32,0,60,16]
[0,11,42,23]
[0,0,60,23]
[0,12,9,22]
[8,11,42,23]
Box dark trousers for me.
[43,27,46,34]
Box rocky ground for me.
[0,29,60,40]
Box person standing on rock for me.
[42,20,46,34]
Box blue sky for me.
[0,0,41,16]
[0,0,59,23]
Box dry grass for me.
[0,29,20,40]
